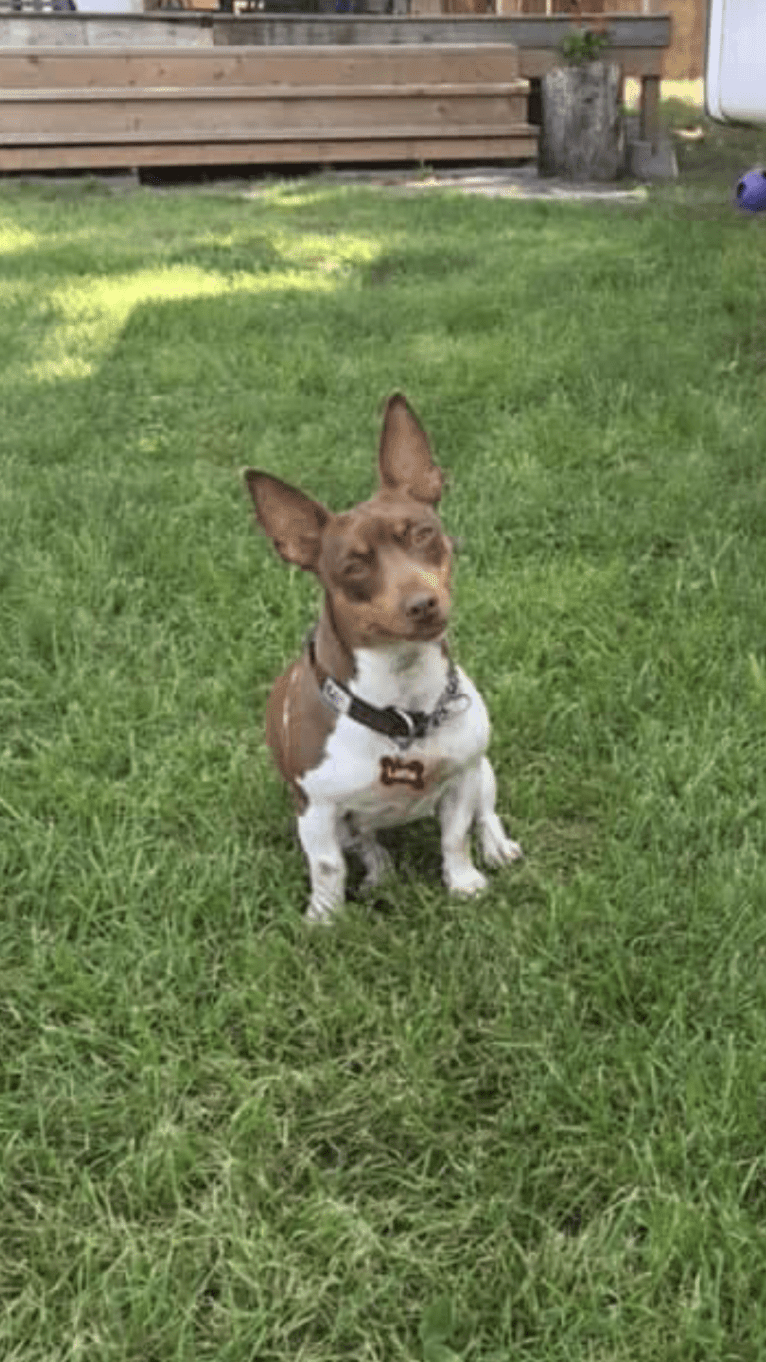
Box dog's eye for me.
[412,525,437,548]
[343,553,371,578]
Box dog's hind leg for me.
[340,815,394,891]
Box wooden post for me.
[539,60,625,180]
[639,74,660,148]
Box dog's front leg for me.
[439,761,488,897]
[476,757,523,867]
[298,804,347,923]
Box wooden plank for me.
[0,121,536,145]
[0,81,530,101]
[0,15,216,48]
[4,45,653,86]
[0,44,522,87]
[0,131,538,171]
[0,11,671,52]
[639,72,660,143]
[518,44,662,77]
[1,98,531,138]
[213,14,672,49]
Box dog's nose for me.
[405,591,440,622]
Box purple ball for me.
[736,168,766,212]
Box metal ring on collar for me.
[391,708,417,742]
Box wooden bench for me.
[0,42,536,171]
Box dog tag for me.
[380,757,426,790]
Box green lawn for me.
[2,144,766,1361]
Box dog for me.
[244,394,522,922]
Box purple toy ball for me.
[735,168,766,212]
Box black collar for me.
[307,629,464,750]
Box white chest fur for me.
[301,642,490,831]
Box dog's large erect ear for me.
[378,394,444,505]
[244,470,329,572]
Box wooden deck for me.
[0,12,671,172]
[214,13,671,142]
[0,42,537,170]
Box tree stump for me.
[538,61,625,181]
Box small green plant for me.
[560,27,609,64]
[419,1297,461,1362]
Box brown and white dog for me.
[245,394,522,922]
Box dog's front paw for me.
[305,900,339,925]
[480,818,524,868]
[483,835,524,868]
[445,864,488,897]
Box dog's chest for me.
[301,661,490,830]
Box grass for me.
[2,111,766,1359]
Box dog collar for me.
[307,629,466,750]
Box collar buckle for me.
[389,706,430,750]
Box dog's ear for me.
[378,394,444,505]
[244,470,329,572]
